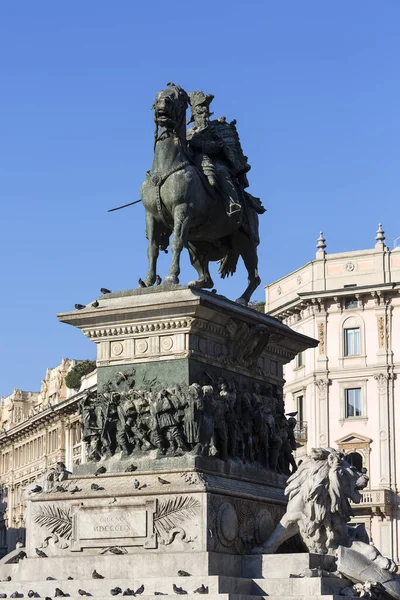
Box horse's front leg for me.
[144,212,160,286]
[164,204,191,285]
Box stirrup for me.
[227,202,242,216]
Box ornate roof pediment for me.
[335,432,372,445]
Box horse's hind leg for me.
[236,235,261,305]
[144,213,161,286]
[187,244,214,289]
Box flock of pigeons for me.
[74,280,164,311]
[0,566,209,598]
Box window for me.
[347,452,363,471]
[345,296,358,309]
[344,328,360,356]
[345,388,362,418]
[296,395,304,425]
[295,352,304,368]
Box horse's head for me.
[153,83,189,132]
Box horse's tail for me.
[218,251,239,279]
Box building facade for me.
[0,360,95,555]
[265,225,400,561]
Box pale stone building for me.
[0,360,96,555]
[264,225,400,561]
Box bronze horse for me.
[140,84,262,305]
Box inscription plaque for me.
[70,499,157,551]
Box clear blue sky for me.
[1,1,399,397]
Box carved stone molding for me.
[317,323,325,355]
[315,378,329,400]
[84,318,193,339]
[377,317,385,349]
[374,373,390,393]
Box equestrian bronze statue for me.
[140,83,265,305]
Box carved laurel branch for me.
[33,504,73,540]
[154,495,200,545]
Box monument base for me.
[24,458,287,558]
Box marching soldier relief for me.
[79,369,297,473]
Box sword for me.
[107,199,142,212]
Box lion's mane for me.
[285,448,355,553]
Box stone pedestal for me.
[0,287,320,597]
[28,286,317,559]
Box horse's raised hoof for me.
[188,279,214,290]
[235,296,248,306]
[138,278,147,288]
[164,275,179,285]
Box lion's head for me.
[285,448,368,554]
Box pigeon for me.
[94,466,107,476]
[155,593,168,596]
[35,548,47,557]
[46,576,56,580]
[67,576,74,580]
[12,550,26,562]
[173,585,187,595]
[155,275,162,286]
[177,570,191,577]
[109,497,117,504]
[78,591,89,596]
[45,597,53,600]
[138,278,146,288]
[193,585,208,594]
[100,546,127,555]
[138,484,147,490]
[100,288,112,294]
[28,592,36,599]
[3,576,11,581]
[91,300,99,308]
[133,479,140,489]
[125,464,137,472]
[31,484,42,493]
[110,588,122,596]
[10,594,21,599]
[70,486,82,494]
[122,590,135,596]
[211,289,217,294]
[135,585,144,595]
[91,483,103,491]
[55,485,67,492]
[92,570,104,579]
[0,594,7,598]
[75,303,86,310]
[157,476,170,485]
[55,588,67,597]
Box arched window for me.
[340,315,365,359]
[347,451,363,471]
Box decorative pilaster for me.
[374,373,391,486]
[315,378,330,447]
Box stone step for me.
[0,553,241,582]
[251,578,350,596]
[242,554,337,579]
[0,575,252,597]
[0,593,264,600]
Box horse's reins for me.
[146,161,191,229]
